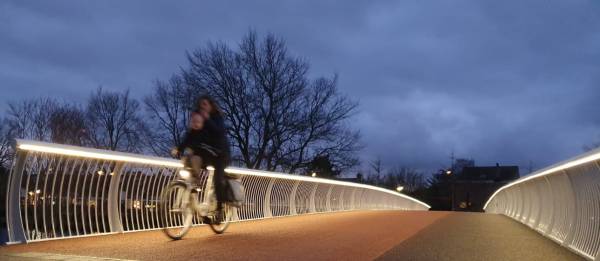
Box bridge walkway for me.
[0,211,583,261]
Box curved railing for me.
[484,148,600,261]
[5,140,430,243]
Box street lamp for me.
[311,172,317,177]
[445,169,455,211]
[396,186,404,192]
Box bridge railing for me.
[5,140,429,243]
[484,148,600,261]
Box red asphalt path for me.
[0,211,447,260]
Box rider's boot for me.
[213,203,223,225]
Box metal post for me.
[289,181,300,216]
[543,176,557,237]
[532,179,545,230]
[107,163,125,233]
[263,178,275,218]
[325,185,334,212]
[308,183,318,213]
[561,170,578,247]
[6,150,28,243]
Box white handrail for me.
[5,140,430,244]
[484,148,600,261]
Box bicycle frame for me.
[196,168,218,216]
[172,165,218,216]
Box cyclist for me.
[196,95,231,216]
[172,96,231,221]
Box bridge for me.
[1,140,598,260]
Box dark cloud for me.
[1,0,599,174]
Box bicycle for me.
[160,154,235,240]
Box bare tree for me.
[6,98,58,141]
[85,87,145,152]
[368,157,383,185]
[183,31,361,173]
[3,98,85,167]
[364,162,427,193]
[0,117,13,168]
[49,104,87,146]
[273,76,361,173]
[385,166,426,193]
[143,75,196,156]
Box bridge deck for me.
[0,211,583,261]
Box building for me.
[452,163,519,212]
[454,158,475,172]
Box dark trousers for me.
[213,156,228,204]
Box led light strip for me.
[16,139,430,209]
[225,167,431,209]
[17,140,183,168]
[483,147,600,210]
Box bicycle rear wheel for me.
[209,204,234,234]
[161,182,194,240]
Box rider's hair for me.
[197,95,224,116]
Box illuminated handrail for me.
[484,148,600,261]
[5,140,430,243]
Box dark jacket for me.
[178,129,219,157]
[202,114,231,159]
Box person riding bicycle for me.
[196,96,231,209]
[172,96,231,218]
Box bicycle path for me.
[0,211,583,260]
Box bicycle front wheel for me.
[209,204,234,234]
[161,182,194,240]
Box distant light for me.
[110,172,115,176]
[97,170,105,175]
[311,172,317,177]
[396,186,404,192]
[35,189,41,194]
[446,170,452,175]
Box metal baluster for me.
[6,150,30,243]
[70,158,83,236]
[98,162,111,233]
[48,156,65,238]
[88,160,103,234]
[32,153,49,239]
[57,158,75,238]
[83,160,100,235]
[137,166,150,230]
[120,164,132,231]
